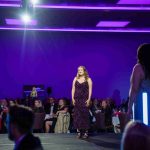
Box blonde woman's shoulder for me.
[87,77,92,82]
[73,77,77,83]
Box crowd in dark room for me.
[0,94,129,134]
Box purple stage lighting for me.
[5,18,37,26]
[35,5,150,11]
[118,0,150,4]
[96,21,130,27]
[0,4,150,11]
[0,27,150,33]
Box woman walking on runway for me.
[72,66,92,138]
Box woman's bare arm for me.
[128,64,144,114]
[71,77,76,105]
[85,78,92,107]
[88,78,92,101]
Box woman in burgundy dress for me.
[72,66,92,138]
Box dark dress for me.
[73,80,90,130]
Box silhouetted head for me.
[137,43,150,79]
[121,121,150,150]
[7,105,34,141]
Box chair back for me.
[95,112,105,129]
[33,113,45,130]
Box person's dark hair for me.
[9,105,34,134]
[137,43,150,79]
[121,121,150,150]
[58,98,66,106]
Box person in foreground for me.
[128,43,150,125]
[121,121,150,150]
[7,104,43,150]
[72,66,92,139]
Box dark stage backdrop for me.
[0,31,150,105]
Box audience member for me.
[101,100,112,128]
[0,99,8,133]
[54,99,70,133]
[44,98,58,133]
[121,121,150,150]
[7,104,43,150]
[33,100,45,113]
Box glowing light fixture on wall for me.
[142,92,148,125]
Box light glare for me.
[30,0,39,5]
[143,92,148,125]
[21,14,31,24]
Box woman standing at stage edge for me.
[128,44,150,125]
[72,66,92,138]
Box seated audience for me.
[91,99,102,115]
[106,98,116,111]
[54,99,70,133]
[112,108,121,134]
[0,99,8,133]
[120,97,129,113]
[7,104,43,150]
[33,100,45,113]
[101,100,112,128]
[44,98,58,133]
[9,100,16,106]
[121,121,150,150]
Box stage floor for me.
[0,133,121,150]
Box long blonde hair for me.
[76,66,89,81]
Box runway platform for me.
[0,133,121,150]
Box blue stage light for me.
[142,92,148,125]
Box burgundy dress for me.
[73,80,90,130]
